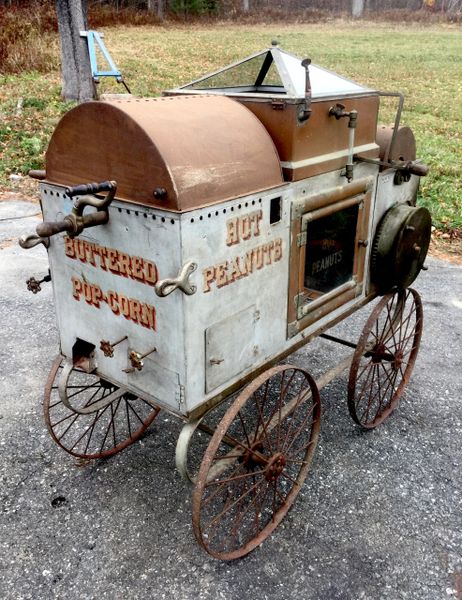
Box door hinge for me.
[271,99,286,111]
[177,384,186,406]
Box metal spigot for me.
[123,347,157,373]
[329,104,358,182]
[100,335,128,358]
[26,271,51,294]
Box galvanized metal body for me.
[42,185,187,412]
[37,157,424,419]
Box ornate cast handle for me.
[19,180,117,250]
[155,261,197,298]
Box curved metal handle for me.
[70,180,117,217]
[19,233,50,249]
[155,261,197,297]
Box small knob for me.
[153,187,167,200]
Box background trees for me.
[1,0,461,16]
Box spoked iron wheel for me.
[348,288,423,429]
[44,356,160,459]
[192,364,321,560]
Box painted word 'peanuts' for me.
[203,238,283,293]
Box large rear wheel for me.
[192,364,321,560]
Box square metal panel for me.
[205,304,259,393]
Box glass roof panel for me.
[177,47,373,98]
[277,50,369,97]
[187,51,283,91]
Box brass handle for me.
[18,180,117,250]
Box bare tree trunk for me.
[55,0,95,102]
[147,0,165,18]
[447,0,462,13]
[352,0,365,17]
[243,0,250,11]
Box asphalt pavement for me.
[1,200,461,600]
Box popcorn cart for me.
[20,46,431,560]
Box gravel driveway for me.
[1,200,461,600]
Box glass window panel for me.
[187,53,282,90]
[261,60,284,87]
[304,204,359,294]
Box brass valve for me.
[99,335,128,358]
[123,347,157,373]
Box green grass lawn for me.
[0,22,461,232]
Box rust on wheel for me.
[192,364,321,560]
[44,356,160,459]
[348,288,423,429]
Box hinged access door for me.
[287,178,372,337]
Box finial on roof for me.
[271,39,278,46]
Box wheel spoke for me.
[201,463,247,509]
[280,376,307,452]
[283,402,315,455]
[203,477,264,533]
[253,392,274,453]
[252,379,269,444]
[207,468,267,487]
[230,479,271,542]
[237,411,252,448]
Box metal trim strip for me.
[280,143,379,169]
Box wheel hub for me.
[265,453,286,482]
[242,442,266,468]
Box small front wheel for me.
[44,356,160,459]
[192,364,321,560]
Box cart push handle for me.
[19,180,117,250]
[65,180,115,199]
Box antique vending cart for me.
[20,46,431,560]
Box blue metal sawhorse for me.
[81,30,131,94]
